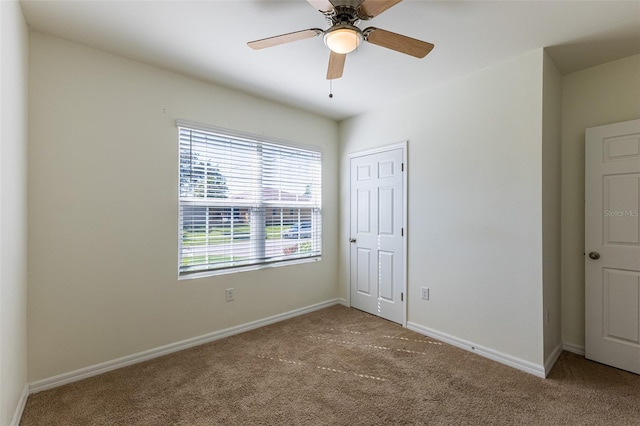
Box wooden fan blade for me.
[327,51,346,80]
[307,0,335,13]
[248,28,323,50]
[364,27,434,58]
[359,0,402,18]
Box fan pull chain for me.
[329,80,333,99]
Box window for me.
[178,121,322,276]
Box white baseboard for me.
[544,343,563,377]
[407,322,546,378]
[562,342,585,356]
[10,383,29,426]
[30,299,341,394]
[337,298,348,307]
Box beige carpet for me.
[21,305,640,425]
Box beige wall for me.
[339,50,548,367]
[561,54,640,350]
[27,32,339,382]
[541,51,563,364]
[0,0,29,424]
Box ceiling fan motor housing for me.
[324,4,364,25]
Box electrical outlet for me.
[421,287,429,300]
[226,288,234,302]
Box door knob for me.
[349,238,356,243]
[588,251,600,260]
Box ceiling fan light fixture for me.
[247,0,435,80]
[324,26,363,54]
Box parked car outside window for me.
[282,221,312,239]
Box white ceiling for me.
[20,0,640,121]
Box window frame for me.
[176,119,323,279]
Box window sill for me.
[178,256,322,280]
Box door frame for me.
[347,141,408,327]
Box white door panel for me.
[356,248,372,295]
[350,147,405,324]
[585,119,640,375]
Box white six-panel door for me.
[350,146,405,325]
[585,119,640,375]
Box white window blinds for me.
[178,121,322,276]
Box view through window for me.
[178,122,322,276]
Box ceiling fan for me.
[247,0,434,80]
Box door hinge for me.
[401,162,404,172]
[401,228,404,236]
[401,292,404,302]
